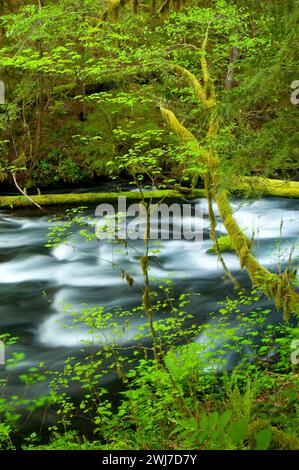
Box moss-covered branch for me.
[215,188,299,318]
[159,105,211,168]
[99,0,132,22]
[160,104,299,318]
[159,58,299,317]
[170,64,209,106]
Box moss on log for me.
[0,177,299,209]
[231,177,299,199]
[0,189,205,209]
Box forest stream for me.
[0,0,298,453]
[0,196,298,417]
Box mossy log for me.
[0,177,299,209]
[0,189,206,209]
[232,177,299,199]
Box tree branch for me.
[11,171,45,212]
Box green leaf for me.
[255,428,272,450]
[219,410,232,430]
[227,418,249,446]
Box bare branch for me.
[11,172,45,212]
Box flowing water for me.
[0,196,298,408]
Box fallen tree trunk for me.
[0,178,298,209]
[0,189,205,209]
[233,177,299,199]
[1,177,299,209]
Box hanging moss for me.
[158,0,190,16]
[132,0,139,14]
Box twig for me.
[11,171,46,212]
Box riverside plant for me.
[1,285,298,450]
[0,197,298,450]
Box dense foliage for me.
[1,287,298,450]
[0,0,298,188]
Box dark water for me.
[0,196,298,406]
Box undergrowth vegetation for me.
[0,289,298,450]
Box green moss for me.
[207,235,235,253]
[248,419,299,450]
[160,106,200,144]
[0,189,206,209]
[232,177,299,199]
[215,189,299,316]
